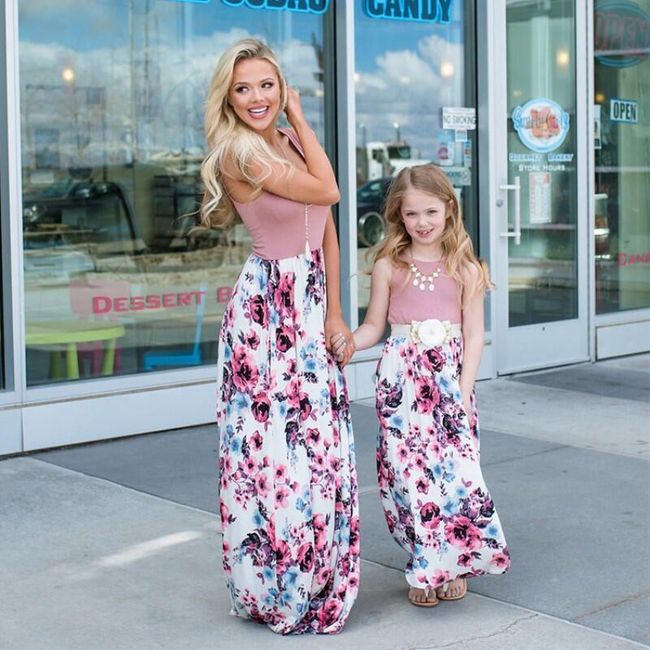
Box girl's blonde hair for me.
[200,38,291,228]
[372,164,494,296]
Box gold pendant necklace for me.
[410,259,441,292]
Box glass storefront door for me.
[494,0,588,373]
[594,0,650,315]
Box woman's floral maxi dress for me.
[216,247,360,635]
[375,265,510,592]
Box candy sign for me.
[512,98,570,153]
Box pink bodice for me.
[388,260,462,325]
[230,128,330,260]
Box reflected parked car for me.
[357,177,392,247]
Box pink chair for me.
[69,277,131,375]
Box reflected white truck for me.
[357,141,430,181]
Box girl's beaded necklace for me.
[409,252,443,292]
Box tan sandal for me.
[437,577,467,601]
[408,586,439,607]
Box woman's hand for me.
[284,87,306,128]
[325,313,355,367]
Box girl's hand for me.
[325,314,355,367]
[284,87,306,127]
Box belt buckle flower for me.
[410,318,450,347]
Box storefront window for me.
[1,187,4,391]
[354,1,478,327]
[594,0,650,314]
[19,0,330,385]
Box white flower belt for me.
[391,319,462,347]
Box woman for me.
[201,38,359,635]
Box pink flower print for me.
[299,392,312,421]
[491,551,511,569]
[422,347,445,372]
[244,457,258,475]
[255,472,270,497]
[287,376,301,407]
[275,324,295,353]
[306,428,320,445]
[457,553,473,567]
[274,539,292,573]
[414,455,427,472]
[419,501,441,530]
[432,569,450,587]
[415,477,429,494]
[274,465,287,484]
[297,542,315,572]
[313,513,328,551]
[274,273,295,316]
[384,510,397,533]
[414,377,440,414]
[248,294,268,327]
[315,566,331,586]
[231,346,259,393]
[317,598,343,628]
[251,394,271,423]
[245,330,260,350]
[220,502,231,528]
[349,516,361,555]
[444,515,483,551]
[312,452,326,472]
[250,431,264,451]
[275,486,290,508]
[396,444,409,464]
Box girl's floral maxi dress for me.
[215,130,359,635]
[375,262,510,593]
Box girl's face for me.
[400,187,449,249]
[229,58,282,133]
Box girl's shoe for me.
[408,587,439,607]
[437,577,467,601]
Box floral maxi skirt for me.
[216,249,360,634]
[375,334,510,591]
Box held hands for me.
[284,87,306,128]
[325,314,355,367]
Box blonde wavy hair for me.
[200,38,291,228]
[371,164,494,296]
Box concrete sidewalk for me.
[1,354,649,649]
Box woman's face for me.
[228,57,282,133]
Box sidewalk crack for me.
[402,612,538,649]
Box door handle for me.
[499,176,521,245]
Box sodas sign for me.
[512,98,570,154]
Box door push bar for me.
[499,176,521,245]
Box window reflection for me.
[19,1,328,385]
[354,2,478,327]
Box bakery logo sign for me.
[220,0,330,12]
[512,98,570,154]
[595,0,650,68]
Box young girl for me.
[350,164,510,607]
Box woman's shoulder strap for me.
[278,127,305,158]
